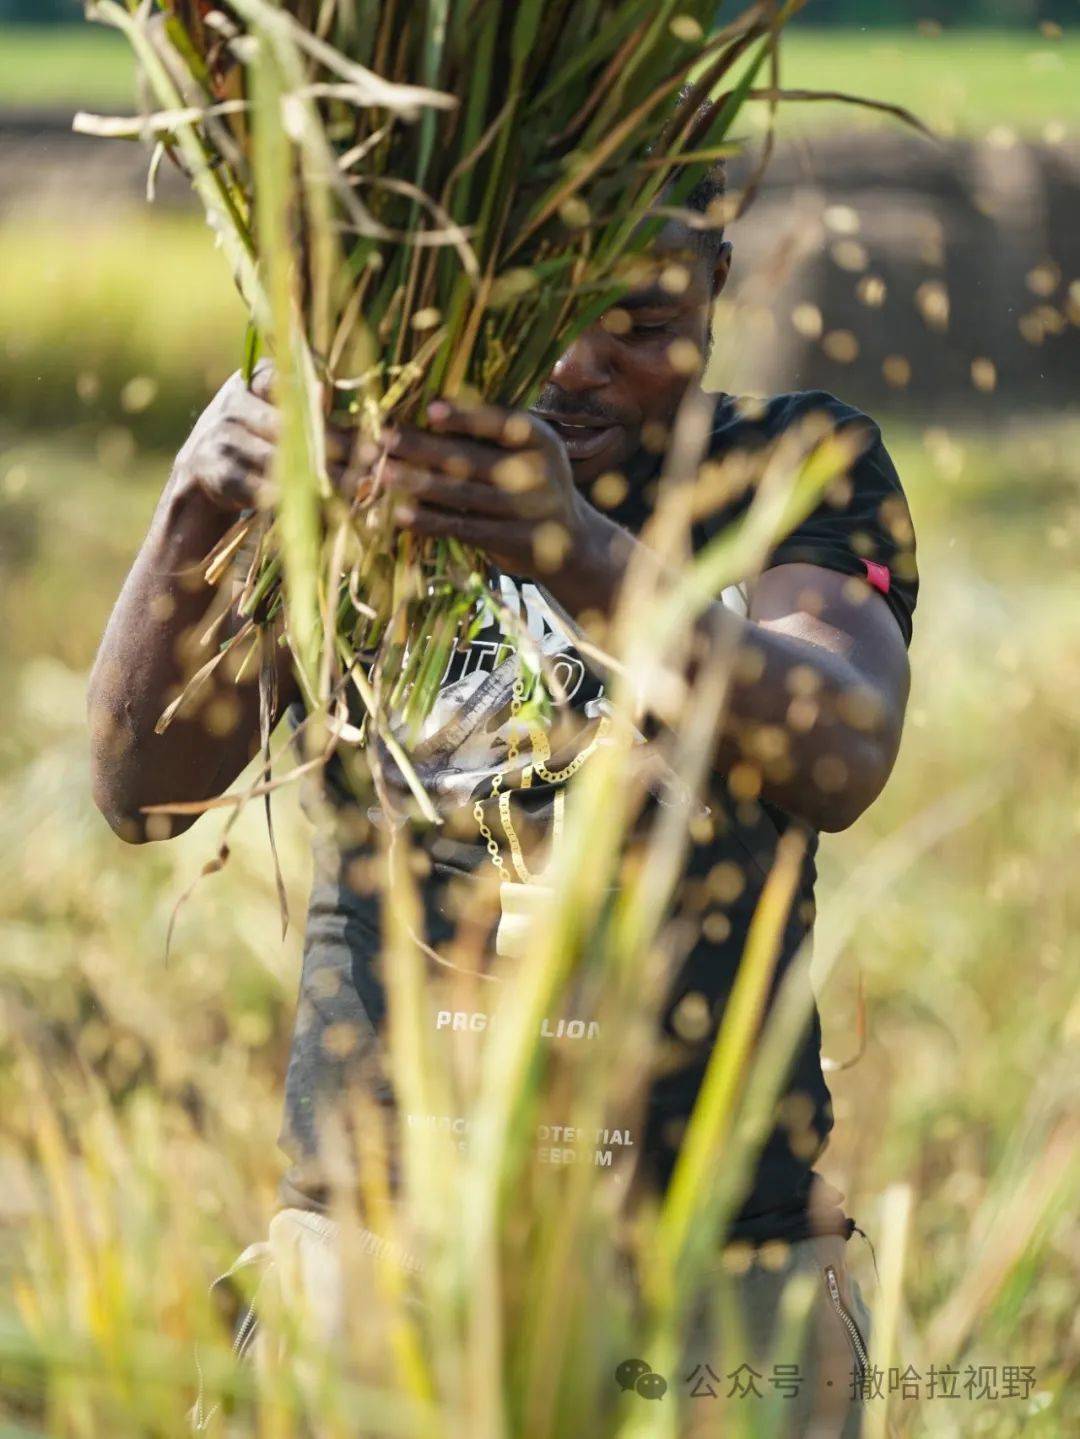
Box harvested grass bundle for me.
[78,0,793,800]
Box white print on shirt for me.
[376,575,596,817]
[404,1112,635,1169]
[376,572,746,819]
[435,1009,601,1040]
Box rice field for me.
[0,209,1077,1432]
[1,17,1078,1432]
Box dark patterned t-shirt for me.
[278,390,918,1243]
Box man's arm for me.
[726,561,910,831]
[87,368,299,843]
[555,511,909,831]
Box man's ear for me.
[712,240,733,297]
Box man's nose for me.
[548,329,610,394]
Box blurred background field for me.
[1,4,1078,1436]
[2,18,1079,135]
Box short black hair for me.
[657,85,730,268]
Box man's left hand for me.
[381,400,593,579]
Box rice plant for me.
[75,1,811,752]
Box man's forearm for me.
[703,607,893,831]
[87,478,260,839]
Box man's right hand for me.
[87,361,302,843]
[173,361,281,514]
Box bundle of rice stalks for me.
[77,0,803,808]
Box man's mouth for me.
[532,410,624,463]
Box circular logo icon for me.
[614,1358,652,1392]
[636,1370,668,1401]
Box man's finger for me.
[389,426,505,481]
[248,359,276,400]
[383,462,515,516]
[392,504,528,555]
[230,389,281,445]
[204,461,274,514]
[427,399,535,449]
[235,403,356,469]
[390,428,548,498]
[220,430,275,475]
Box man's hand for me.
[87,363,301,843]
[172,362,281,514]
[382,400,597,581]
[176,378,601,588]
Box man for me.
[88,162,915,1435]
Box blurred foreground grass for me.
[2,24,1079,138]
[1,209,1078,1432]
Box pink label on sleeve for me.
[862,560,891,595]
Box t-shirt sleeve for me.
[762,400,919,648]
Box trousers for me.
[679,1230,873,1437]
[193,1208,873,1438]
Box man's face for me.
[531,224,731,486]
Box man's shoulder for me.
[704,389,919,644]
[706,388,908,510]
[709,388,886,452]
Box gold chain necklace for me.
[471,674,526,881]
[472,668,611,884]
